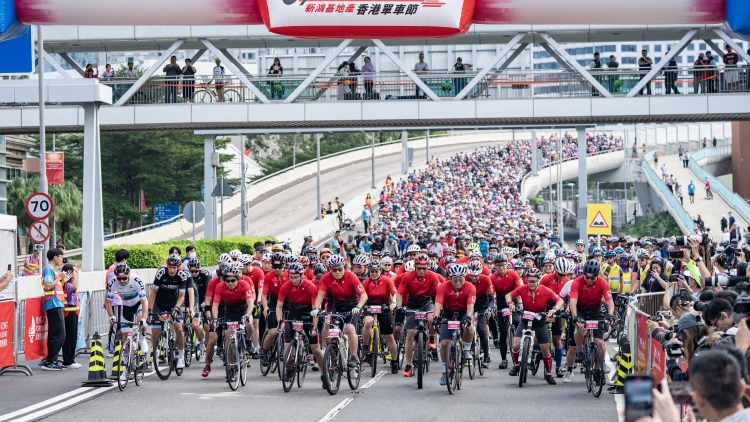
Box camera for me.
[668,250,684,260]
[675,236,687,247]
[693,301,710,313]
[725,246,736,259]
[669,274,680,282]
[665,342,683,358]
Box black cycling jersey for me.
[153,267,189,302]
[192,269,211,304]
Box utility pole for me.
[37,25,50,267]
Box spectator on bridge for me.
[212,58,226,102]
[163,55,181,103]
[693,54,707,94]
[607,55,619,93]
[694,214,705,231]
[362,56,375,100]
[666,175,674,193]
[703,137,707,148]
[723,45,740,92]
[631,142,637,158]
[661,163,667,180]
[22,249,39,275]
[683,151,690,168]
[677,184,684,205]
[348,62,361,99]
[101,64,115,79]
[705,177,713,200]
[721,227,731,243]
[268,58,284,99]
[453,57,473,96]
[83,63,98,79]
[414,53,429,99]
[181,59,196,103]
[664,57,679,95]
[705,52,717,93]
[124,61,137,79]
[638,49,653,96]
[713,136,718,147]
[721,214,729,232]
[729,211,736,228]
[678,145,684,159]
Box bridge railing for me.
[688,145,750,224]
[643,150,696,233]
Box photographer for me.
[651,312,721,381]
[641,257,669,293]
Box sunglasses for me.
[584,275,597,280]
[225,278,238,283]
[190,269,199,273]
[331,267,345,273]
[415,266,428,271]
[116,276,128,281]
[272,264,284,269]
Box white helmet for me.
[554,257,575,274]
[404,261,415,272]
[229,249,242,260]
[407,244,421,253]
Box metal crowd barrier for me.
[635,291,666,317]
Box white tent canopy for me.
[0,214,18,298]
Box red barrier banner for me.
[0,301,15,367]
[24,298,48,361]
[635,312,649,373]
[651,339,666,387]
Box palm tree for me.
[6,177,36,232]
[49,181,83,247]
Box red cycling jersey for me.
[540,273,568,295]
[244,267,265,293]
[304,269,315,281]
[508,285,560,313]
[466,274,494,296]
[435,281,477,314]
[213,280,254,307]
[206,277,221,299]
[361,276,397,306]
[318,271,365,302]
[277,280,318,312]
[397,271,440,308]
[490,270,522,297]
[263,271,290,300]
[569,276,612,308]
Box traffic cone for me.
[609,335,631,394]
[82,332,114,387]
[109,336,123,380]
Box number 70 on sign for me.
[25,192,54,221]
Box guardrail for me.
[643,150,695,234]
[688,145,750,223]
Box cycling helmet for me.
[448,264,468,278]
[523,255,535,262]
[271,244,284,252]
[404,261,415,272]
[407,244,421,253]
[574,263,585,277]
[226,262,242,278]
[187,258,200,270]
[218,253,232,264]
[583,260,601,277]
[467,242,480,251]
[353,254,370,266]
[592,248,603,256]
[429,260,439,272]
[114,262,130,277]
[525,268,542,279]
[270,252,286,266]
[394,258,404,266]
[166,255,182,266]
[286,263,304,275]
[239,254,253,265]
[513,260,525,269]
[604,250,616,258]
[285,255,299,265]
[297,256,310,267]
[313,263,327,277]
[427,251,439,258]
[381,251,391,257]
[636,249,650,259]
[229,249,242,260]
[554,257,575,274]
[262,253,272,262]
[371,250,382,257]
[368,260,382,271]
[614,247,625,254]
[446,246,457,254]
[554,248,566,256]
[217,262,231,277]
[327,255,346,268]
[501,247,515,257]
[444,256,457,265]
[575,239,586,246]
[467,261,483,276]
[380,256,393,265]
[543,255,555,264]
[520,247,532,255]
[304,246,318,256]
[413,254,430,266]
[494,254,508,264]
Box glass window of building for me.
[622,45,637,52]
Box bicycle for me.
[468,309,493,379]
[219,318,249,391]
[515,310,548,388]
[364,305,388,378]
[260,312,283,379]
[150,311,183,380]
[613,295,629,340]
[183,309,197,368]
[194,83,243,103]
[402,308,431,389]
[281,316,314,392]
[579,318,607,398]
[443,312,467,395]
[114,320,148,391]
[321,312,361,395]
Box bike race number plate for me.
[415,312,427,320]
[522,311,536,321]
[328,328,341,338]
[501,309,512,317]
[447,321,461,330]
[585,321,600,330]
[292,322,304,331]
[473,314,478,324]
[368,306,382,314]
[227,322,240,330]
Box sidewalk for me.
[655,153,749,236]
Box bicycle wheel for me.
[519,337,530,388]
[602,321,612,342]
[507,323,515,358]
[590,344,604,398]
[531,350,541,376]
[370,324,379,378]
[467,338,476,380]
[184,326,194,368]
[153,331,172,380]
[297,343,307,388]
[226,338,240,391]
[282,340,297,392]
[116,338,130,391]
[347,341,362,391]
[456,342,463,390]
[397,331,405,370]
[584,346,593,393]
[133,342,145,387]
[225,89,243,103]
[260,330,272,376]
[323,344,341,395]
[476,337,485,376]
[446,343,458,395]
[273,332,283,378]
[194,90,213,103]
[173,339,183,377]
[416,331,424,389]
[239,358,248,387]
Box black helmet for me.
[114,262,130,277]
[187,257,200,270]
[313,263,327,276]
[217,262,232,277]
[166,255,182,266]
[583,260,601,277]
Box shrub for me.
[104,236,276,268]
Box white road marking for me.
[11,387,114,422]
[0,388,93,421]
[355,176,364,180]
[318,398,353,422]
[360,370,386,389]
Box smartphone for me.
[668,382,692,404]
[668,250,684,259]
[625,375,653,422]
[679,288,690,302]
[7,264,10,271]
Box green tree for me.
[624,211,682,238]
[6,177,37,233]
[49,181,83,247]
[115,60,147,77]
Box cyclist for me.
[381,256,395,278]
[260,252,289,366]
[391,261,414,348]
[395,254,440,377]
[260,253,273,275]
[491,253,522,369]
[212,253,232,278]
[569,260,615,385]
[542,255,555,275]
[187,257,210,358]
[601,250,624,301]
[148,255,189,369]
[276,263,324,381]
[541,257,574,377]
[505,268,564,385]
[105,263,149,354]
[312,255,368,369]
[201,262,230,377]
[466,260,494,368]
[239,254,264,355]
[352,254,370,282]
[433,264,476,386]
[210,263,255,365]
[361,260,399,374]
[632,248,651,290]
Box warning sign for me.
[587,204,612,235]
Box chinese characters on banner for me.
[635,312,649,373]
[0,301,15,367]
[45,152,65,185]
[24,298,48,361]
[651,339,665,386]
[303,3,419,14]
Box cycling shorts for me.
[363,307,393,336]
[151,299,183,326]
[121,303,142,325]
[224,304,248,324]
[265,309,279,330]
[515,321,550,344]
[550,318,563,336]
[439,313,467,339]
[404,302,434,330]
[577,306,605,340]
[284,314,318,345]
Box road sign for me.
[587,204,612,235]
[0,26,34,74]
[154,203,180,224]
[184,201,205,223]
[29,221,50,244]
[25,192,54,221]
[211,178,234,198]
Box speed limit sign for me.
[25,192,54,221]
